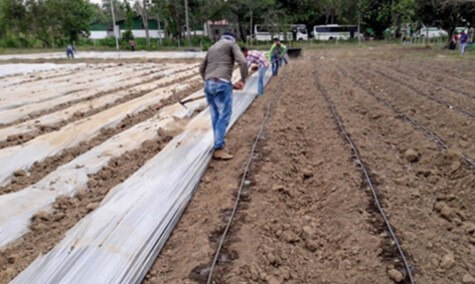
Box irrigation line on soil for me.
[314,67,415,284]
[367,66,475,119]
[336,65,475,169]
[206,68,288,284]
[383,64,475,100]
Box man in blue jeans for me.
[199,32,248,160]
[268,38,287,76]
[241,47,270,95]
[459,31,469,55]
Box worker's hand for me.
[233,80,244,90]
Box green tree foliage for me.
[0,0,473,48]
[0,0,95,47]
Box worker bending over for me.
[241,47,270,96]
[268,38,287,76]
[66,44,76,60]
[199,32,248,160]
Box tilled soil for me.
[145,48,474,283]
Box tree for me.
[45,0,94,43]
[415,0,475,45]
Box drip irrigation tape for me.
[368,66,475,119]
[336,65,475,170]
[314,67,415,284]
[384,64,475,101]
[206,68,288,284]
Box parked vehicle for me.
[291,24,308,41]
[254,24,308,41]
[454,27,468,34]
[311,24,358,40]
[416,27,448,38]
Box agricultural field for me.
[0,46,474,283]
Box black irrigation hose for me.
[206,68,288,284]
[367,66,475,119]
[315,67,415,284]
[384,64,475,100]
[336,65,475,169]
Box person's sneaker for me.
[213,148,233,160]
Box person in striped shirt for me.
[241,47,270,95]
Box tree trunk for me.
[249,1,253,45]
[425,25,429,48]
[142,0,150,48]
[156,14,162,45]
[184,0,191,46]
[358,11,361,45]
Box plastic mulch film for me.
[0,88,207,249]
[12,68,273,283]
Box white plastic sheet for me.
[13,68,272,283]
[0,64,184,115]
[0,63,86,77]
[0,51,206,61]
[0,65,195,141]
[0,73,200,186]
[0,89,207,249]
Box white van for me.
[312,25,358,40]
[416,27,448,38]
[254,24,308,41]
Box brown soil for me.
[0,79,203,195]
[376,61,475,100]
[143,48,474,283]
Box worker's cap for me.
[223,31,236,39]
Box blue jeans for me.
[460,43,467,55]
[282,48,288,64]
[271,55,280,75]
[66,50,74,59]
[205,80,233,149]
[258,66,268,95]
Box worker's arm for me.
[233,44,248,83]
[280,44,287,57]
[199,54,208,81]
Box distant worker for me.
[129,39,136,51]
[241,47,270,96]
[199,32,248,160]
[66,44,75,60]
[459,31,469,55]
[449,36,457,50]
[268,38,287,76]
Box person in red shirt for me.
[241,47,270,95]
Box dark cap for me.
[223,31,236,39]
